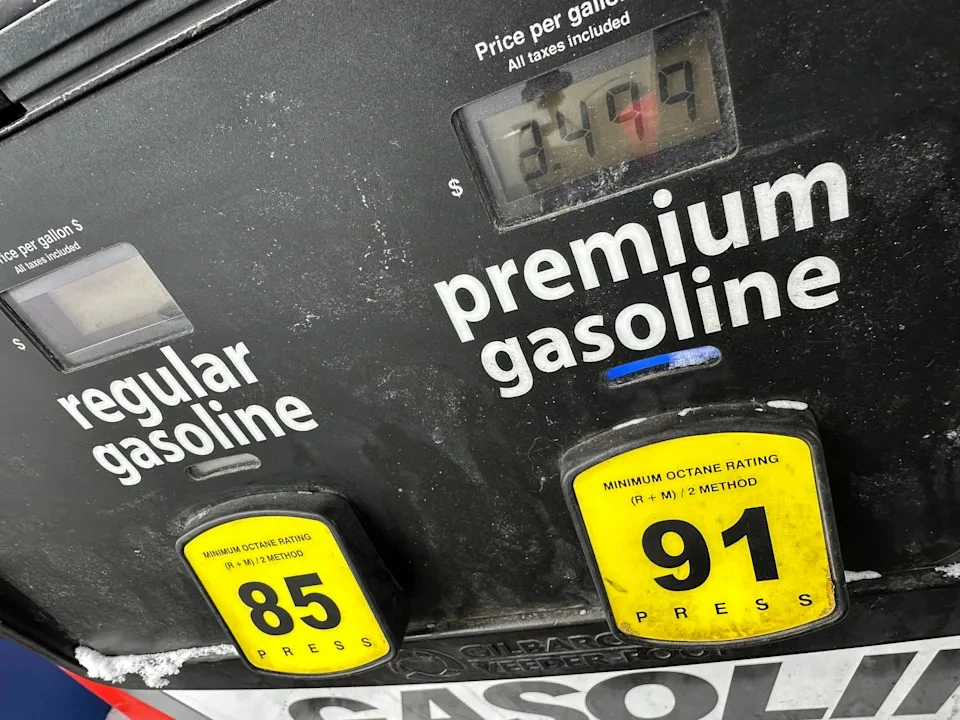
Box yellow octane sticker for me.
[182,515,390,675]
[573,432,837,643]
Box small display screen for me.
[2,243,192,371]
[456,13,736,227]
[483,34,721,201]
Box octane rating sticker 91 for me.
[181,514,391,675]
[570,432,843,644]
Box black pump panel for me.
[0,0,956,691]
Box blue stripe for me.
[605,346,721,382]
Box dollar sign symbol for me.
[448,178,463,198]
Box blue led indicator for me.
[605,346,722,384]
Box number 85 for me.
[238,573,341,636]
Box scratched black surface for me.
[0,0,957,688]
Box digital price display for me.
[455,13,736,228]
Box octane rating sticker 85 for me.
[571,432,842,644]
[182,514,390,675]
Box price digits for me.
[642,507,779,591]
[238,572,341,636]
[514,59,699,182]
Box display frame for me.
[0,243,193,373]
[453,11,738,230]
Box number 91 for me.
[641,507,778,591]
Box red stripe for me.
[64,671,174,720]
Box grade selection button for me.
[564,421,846,647]
[179,494,406,677]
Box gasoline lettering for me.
[434,161,850,398]
[55,342,322,486]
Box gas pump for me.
[0,0,958,717]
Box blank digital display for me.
[455,13,736,228]
[2,244,192,370]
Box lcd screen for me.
[2,244,192,370]
[455,13,736,228]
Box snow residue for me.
[767,400,809,411]
[844,570,881,582]
[678,407,699,417]
[76,644,237,688]
[670,346,718,369]
[935,563,960,579]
